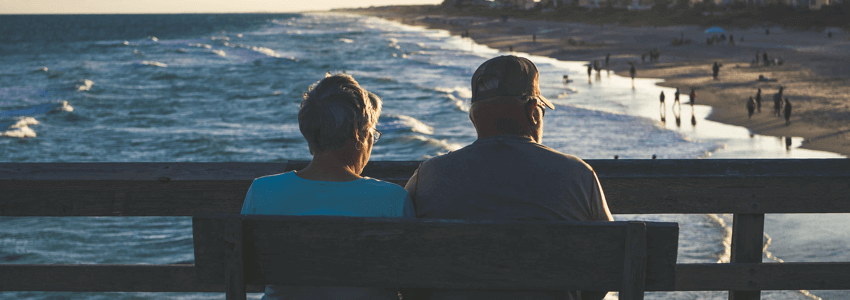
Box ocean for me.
[0,13,847,299]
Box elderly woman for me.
[240,74,413,300]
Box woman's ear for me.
[352,126,362,143]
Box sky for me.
[1,0,442,14]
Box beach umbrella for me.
[704,26,726,34]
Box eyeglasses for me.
[373,129,382,143]
[527,100,546,117]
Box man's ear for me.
[527,104,542,126]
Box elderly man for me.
[403,56,613,300]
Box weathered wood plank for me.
[0,181,251,216]
[0,162,288,180]
[193,215,679,291]
[676,263,850,291]
[620,222,648,300]
[3,160,849,216]
[0,264,263,292]
[729,214,766,300]
[3,262,847,292]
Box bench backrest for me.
[193,214,678,300]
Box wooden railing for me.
[1,159,849,299]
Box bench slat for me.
[193,215,678,291]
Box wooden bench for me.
[192,214,679,300]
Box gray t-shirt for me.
[404,135,613,300]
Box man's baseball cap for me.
[470,55,554,110]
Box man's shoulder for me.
[529,143,596,173]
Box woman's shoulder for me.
[254,171,294,181]
[251,171,296,187]
[357,177,407,193]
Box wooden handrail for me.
[2,159,849,216]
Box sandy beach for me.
[344,6,850,156]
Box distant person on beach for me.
[404,55,613,300]
[747,96,756,119]
[755,50,760,66]
[587,63,593,78]
[784,98,792,125]
[660,91,665,104]
[605,53,610,67]
[729,34,735,45]
[689,88,696,106]
[756,88,762,112]
[773,86,784,117]
[766,28,770,35]
[674,88,680,105]
[712,61,720,80]
[763,51,769,66]
[241,74,413,300]
[629,64,636,80]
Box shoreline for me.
[342,7,850,157]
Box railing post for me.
[728,213,765,300]
[621,222,648,300]
[225,215,246,300]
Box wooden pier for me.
[1,159,849,299]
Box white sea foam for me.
[141,61,168,68]
[249,46,279,57]
[407,135,464,153]
[339,38,354,43]
[435,86,472,112]
[704,214,732,263]
[378,114,434,135]
[1,117,39,138]
[189,43,213,49]
[147,36,158,42]
[55,101,74,112]
[76,79,94,92]
[10,116,39,128]
[210,36,230,41]
[211,49,227,57]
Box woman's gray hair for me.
[298,73,382,153]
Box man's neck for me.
[476,133,538,143]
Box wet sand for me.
[345,8,850,156]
